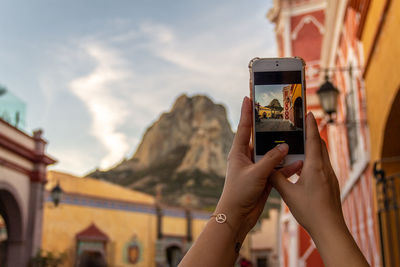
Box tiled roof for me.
[76,223,109,241]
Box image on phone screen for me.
[254,71,304,155]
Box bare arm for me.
[179,97,301,267]
[271,113,369,267]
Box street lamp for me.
[317,75,339,123]
[50,182,63,207]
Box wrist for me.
[308,216,349,244]
[214,201,246,236]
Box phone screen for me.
[253,71,304,155]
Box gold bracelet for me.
[210,213,234,233]
[210,213,242,253]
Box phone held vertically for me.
[249,57,306,167]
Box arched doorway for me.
[381,88,400,174]
[166,245,182,267]
[293,97,303,129]
[77,251,107,267]
[0,188,24,267]
[376,88,400,267]
[0,214,7,266]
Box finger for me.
[320,139,331,165]
[251,143,289,179]
[320,139,341,203]
[270,171,295,201]
[278,160,303,178]
[305,112,323,168]
[231,97,252,154]
[320,139,338,181]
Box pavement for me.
[255,118,296,131]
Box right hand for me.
[271,112,345,236]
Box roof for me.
[46,171,155,205]
[76,223,109,241]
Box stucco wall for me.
[362,0,400,162]
[42,203,157,267]
[42,172,212,267]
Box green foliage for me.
[30,249,66,267]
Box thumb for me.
[270,171,295,202]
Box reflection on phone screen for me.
[254,71,304,155]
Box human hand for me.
[215,96,302,240]
[270,112,344,235]
[270,112,369,267]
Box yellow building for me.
[42,171,252,266]
[258,106,273,118]
[360,0,400,266]
[42,171,210,267]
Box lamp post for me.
[317,75,340,123]
[50,182,63,207]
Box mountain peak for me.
[89,94,234,208]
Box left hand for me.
[215,96,302,240]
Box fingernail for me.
[276,143,289,153]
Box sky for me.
[255,84,288,107]
[0,0,277,176]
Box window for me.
[345,65,359,167]
[256,257,268,267]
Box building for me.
[268,0,383,266]
[250,209,280,267]
[42,171,252,267]
[282,84,303,129]
[268,1,327,266]
[0,116,55,266]
[359,0,400,266]
[320,1,380,266]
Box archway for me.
[377,88,400,267]
[77,251,107,267]
[166,245,182,267]
[381,88,400,174]
[0,214,7,266]
[293,97,303,129]
[0,188,24,267]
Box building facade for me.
[42,171,252,267]
[268,1,327,266]
[268,0,382,266]
[0,117,55,266]
[360,0,400,266]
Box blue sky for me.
[0,0,277,175]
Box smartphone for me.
[249,57,306,167]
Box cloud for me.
[41,11,277,175]
[69,44,131,170]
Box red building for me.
[268,0,380,266]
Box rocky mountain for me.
[88,94,235,208]
[267,98,283,111]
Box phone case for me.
[248,57,307,164]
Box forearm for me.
[310,220,369,267]
[179,218,242,267]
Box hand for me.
[270,112,369,267]
[270,112,344,235]
[216,96,302,240]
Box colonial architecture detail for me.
[0,117,56,266]
[41,171,222,267]
[268,0,381,266]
